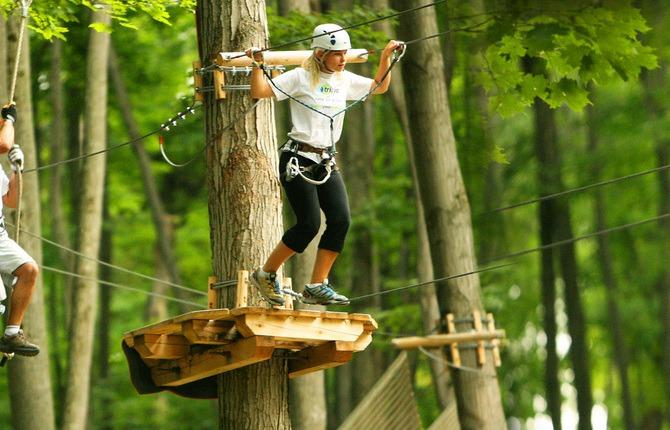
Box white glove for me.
[8,145,24,172]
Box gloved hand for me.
[1,104,17,124]
[8,145,24,172]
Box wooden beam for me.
[216,49,369,67]
[473,310,486,366]
[193,61,204,102]
[133,334,189,360]
[487,313,502,367]
[391,330,506,350]
[446,314,460,367]
[236,270,249,308]
[288,341,354,379]
[151,336,275,387]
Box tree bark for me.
[585,102,636,430]
[6,15,56,430]
[531,97,593,430]
[394,3,505,428]
[48,38,70,401]
[61,9,111,430]
[197,1,291,428]
[96,198,113,430]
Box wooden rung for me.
[216,49,370,67]
[472,310,486,366]
[236,270,249,308]
[446,314,460,367]
[288,341,354,379]
[487,313,502,367]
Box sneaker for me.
[251,268,285,306]
[302,280,349,305]
[0,330,40,357]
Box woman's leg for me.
[263,241,296,273]
[310,248,339,283]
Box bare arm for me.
[3,171,19,208]
[0,119,14,154]
[371,40,404,95]
[245,48,276,99]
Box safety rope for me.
[8,0,32,245]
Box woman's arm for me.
[371,40,404,95]
[245,48,276,99]
[0,119,14,154]
[2,172,18,208]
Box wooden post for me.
[283,277,293,310]
[487,313,502,367]
[473,310,486,366]
[236,270,249,308]
[208,276,219,309]
[193,61,204,102]
[446,314,460,367]
[213,68,226,99]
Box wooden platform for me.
[123,306,377,386]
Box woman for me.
[246,23,402,306]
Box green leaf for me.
[89,21,112,33]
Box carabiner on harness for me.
[285,156,333,185]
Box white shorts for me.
[0,232,35,301]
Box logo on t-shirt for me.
[318,83,340,95]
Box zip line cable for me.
[226,0,448,60]
[6,221,207,297]
[348,211,670,303]
[483,163,670,216]
[42,265,203,308]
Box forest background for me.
[0,0,668,429]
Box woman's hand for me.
[245,47,264,65]
[381,40,404,59]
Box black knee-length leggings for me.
[279,151,351,253]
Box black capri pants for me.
[279,151,351,253]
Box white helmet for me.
[311,23,351,51]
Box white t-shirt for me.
[270,68,373,161]
[0,165,8,214]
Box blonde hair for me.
[302,49,341,88]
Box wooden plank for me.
[151,336,275,387]
[236,270,249,308]
[288,341,354,378]
[180,319,236,344]
[208,276,218,309]
[124,321,182,338]
[172,309,233,323]
[392,330,506,350]
[216,49,369,67]
[236,313,366,342]
[134,334,189,360]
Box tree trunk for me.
[640,3,670,423]
[48,38,69,401]
[108,43,190,313]
[394,3,505,428]
[96,198,113,430]
[197,1,291,428]
[531,97,593,430]
[6,15,56,430]
[586,102,636,430]
[61,9,111,430]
